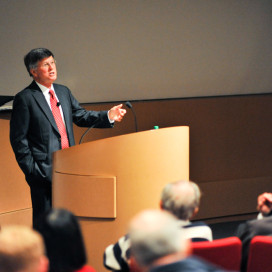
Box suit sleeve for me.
[10,94,49,184]
[67,89,114,128]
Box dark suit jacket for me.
[236,216,272,272]
[10,81,113,188]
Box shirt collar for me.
[35,81,54,94]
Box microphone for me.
[56,101,61,107]
[125,101,138,132]
[79,120,100,144]
[125,101,132,109]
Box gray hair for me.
[161,180,201,220]
[129,209,187,267]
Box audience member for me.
[34,208,96,272]
[256,192,272,219]
[129,209,226,272]
[104,180,213,271]
[236,192,272,272]
[0,225,48,272]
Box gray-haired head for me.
[129,209,188,267]
[160,180,201,220]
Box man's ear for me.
[192,207,199,218]
[159,200,163,210]
[30,68,36,78]
[39,256,49,272]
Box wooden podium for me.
[52,126,189,271]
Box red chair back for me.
[129,257,146,272]
[247,235,272,272]
[191,237,242,271]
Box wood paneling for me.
[0,114,32,226]
[1,94,272,228]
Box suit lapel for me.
[30,81,60,135]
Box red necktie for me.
[49,90,69,149]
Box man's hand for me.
[109,104,127,122]
[257,192,272,216]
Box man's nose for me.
[48,63,55,70]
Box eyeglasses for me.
[39,60,57,69]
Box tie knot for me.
[49,89,55,99]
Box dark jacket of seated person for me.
[236,192,272,272]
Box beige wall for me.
[1,94,272,226]
[2,1,272,102]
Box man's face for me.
[30,56,57,88]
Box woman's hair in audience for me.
[35,208,87,272]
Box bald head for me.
[129,209,188,267]
[161,180,201,220]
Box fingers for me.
[259,193,272,205]
[257,192,272,214]
[264,193,272,202]
[109,104,127,122]
[115,109,126,122]
[120,108,127,116]
[114,104,123,110]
